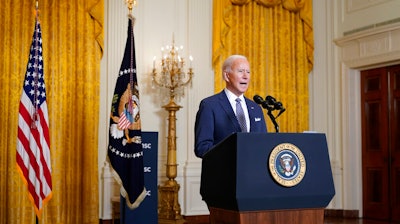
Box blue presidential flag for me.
[107,16,145,209]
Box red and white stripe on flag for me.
[118,112,132,130]
[16,19,52,219]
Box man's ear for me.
[223,72,229,81]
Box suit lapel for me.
[217,91,241,131]
[245,98,256,131]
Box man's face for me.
[224,58,250,97]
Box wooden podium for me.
[200,133,335,224]
[209,207,324,224]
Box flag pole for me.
[18,0,52,220]
[35,1,40,224]
[108,0,145,215]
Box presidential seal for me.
[268,143,306,187]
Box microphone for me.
[253,95,273,110]
[254,94,285,133]
[253,95,264,104]
[265,95,277,108]
[266,96,286,118]
[266,95,285,110]
[254,94,286,118]
[274,101,285,111]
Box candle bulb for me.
[152,39,193,101]
[189,55,193,68]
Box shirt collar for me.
[224,88,245,102]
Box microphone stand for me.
[253,95,284,133]
[267,109,279,133]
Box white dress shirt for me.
[224,88,250,132]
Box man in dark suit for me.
[194,55,267,158]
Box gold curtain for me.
[213,0,313,132]
[0,0,103,223]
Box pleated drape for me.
[213,0,313,132]
[0,0,103,223]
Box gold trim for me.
[125,0,137,11]
[268,143,306,187]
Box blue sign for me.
[120,132,158,224]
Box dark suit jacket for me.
[194,91,267,158]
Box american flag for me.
[16,18,52,219]
[118,111,132,130]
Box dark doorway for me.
[361,65,400,222]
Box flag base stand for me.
[158,180,186,224]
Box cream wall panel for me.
[341,67,362,211]
[311,0,343,209]
[338,0,400,35]
[347,0,392,12]
[360,33,390,57]
[183,0,213,215]
[335,23,400,69]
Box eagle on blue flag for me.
[107,15,146,209]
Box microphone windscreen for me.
[275,102,284,110]
[253,95,264,104]
[266,95,276,103]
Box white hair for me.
[221,55,248,79]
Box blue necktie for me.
[235,98,247,132]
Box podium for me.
[200,133,335,224]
